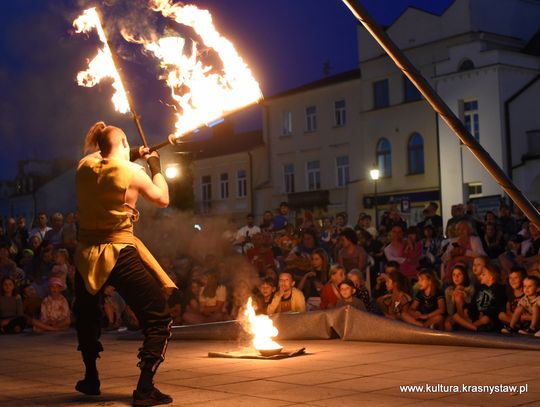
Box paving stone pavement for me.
[0,329,539,406]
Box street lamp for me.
[370,167,380,228]
[165,164,180,180]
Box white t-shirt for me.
[199,285,227,307]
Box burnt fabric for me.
[75,246,172,369]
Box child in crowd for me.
[453,262,507,332]
[502,276,539,336]
[0,276,26,333]
[32,277,71,332]
[347,269,372,311]
[376,270,412,320]
[498,267,526,328]
[102,285,127,330]
[403,268,445,329]
[320,264,346,310]
[336,280,365,310]
[50,248,69,287]
[401,226,423,279]
[444,264,475,331]
[198,270,229,322]
[181,280,203,325]
[470,255,489,288]
[256,276,275,315]
[230,279,251,320]
[373,261,400,299]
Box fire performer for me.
[73,122,176,406]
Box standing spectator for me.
[267,271,306,314]
[401,226,423,279]
[417,202,443,238]
[320,217,335,256]
[421,225,441,267]
[358,214,377,239]
[13,216,29,253]
[499,204,518,241]
[29,213,51,242]
[234,213,261,254]
[384,225,407,270]
[383,208,407,233]
[62,212,78,254]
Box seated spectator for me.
[287,228,320,260]
[376,270,412,320]
[444,264,475,331]
[358,229,384,282]
[50,248,69,287]
[274,224,298,259]
[197,270,229,323]
[336,280,365,310]
[498,267,525,328]
[470,255,489,288]
[421,224,441,267]
[230,279,252,320]
[32,277,71,332]
[501,275,539,336]
[337,229,367,272]
[402,268,445,329]
[401,226,423,280]
[481,222,506,259]
[373,261,400,299]
[272,201,290,233]
[181,279,204,325]
[246,233,275,276]
[267,271,306,314]
[320,264,346,310]
[0,241,17,280]
[320,216,335,255]
[441,220,486,283]
[347,269,371,312]
[384,225,408,274]
[498,235,525,280]
[255,276,276,315]
[22,284,42,322]
[452,262,507,332]
[0,276,26,334]
[62,212,78,254]
[359,214,378,239]
[297,248,328,310]
[259,210,274,233]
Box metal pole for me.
[341,0,540,228]
[96,8,149,148]
[374,179,378,228]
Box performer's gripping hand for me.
[144,150,162,178]
[129,146,150,162]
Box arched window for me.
[458,59,475,72]
[408,133,424,174]
[376,138,392,177]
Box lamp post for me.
[370,168,380,228]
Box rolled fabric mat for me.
[120,307,540,350]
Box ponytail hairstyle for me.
[84,121,107,154]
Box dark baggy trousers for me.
[74,246,172,371]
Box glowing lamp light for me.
[165,165,180,179]
[370,168,380,181]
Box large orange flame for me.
[73,8,130,114]
[244,297,282,351]
[134,0,263,138]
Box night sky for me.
[0,0,453,179]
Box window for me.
[336,156,349,187]
[220,173,229,199]
[306,106,317,132]
[403,76,421,102]
[463,100,480,141]
[376,138,392,177]
[282,111,292,136]
[407,133,425,174]
[468,182,482,197]
[334,100,346,126]
[458,59,475,72]
[373,79,389,109]
[202,175,212,212]
[283,163,295,194]
[237,170,247,198]
[307,160,321,191]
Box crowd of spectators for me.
[0,199,539,338]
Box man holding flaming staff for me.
[74,122,176,406]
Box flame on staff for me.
[73,8,130,114]
[244,297,282,353]
[129,0,263,138]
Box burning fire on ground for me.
[243,297,282,356]
[73,0,262,141]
